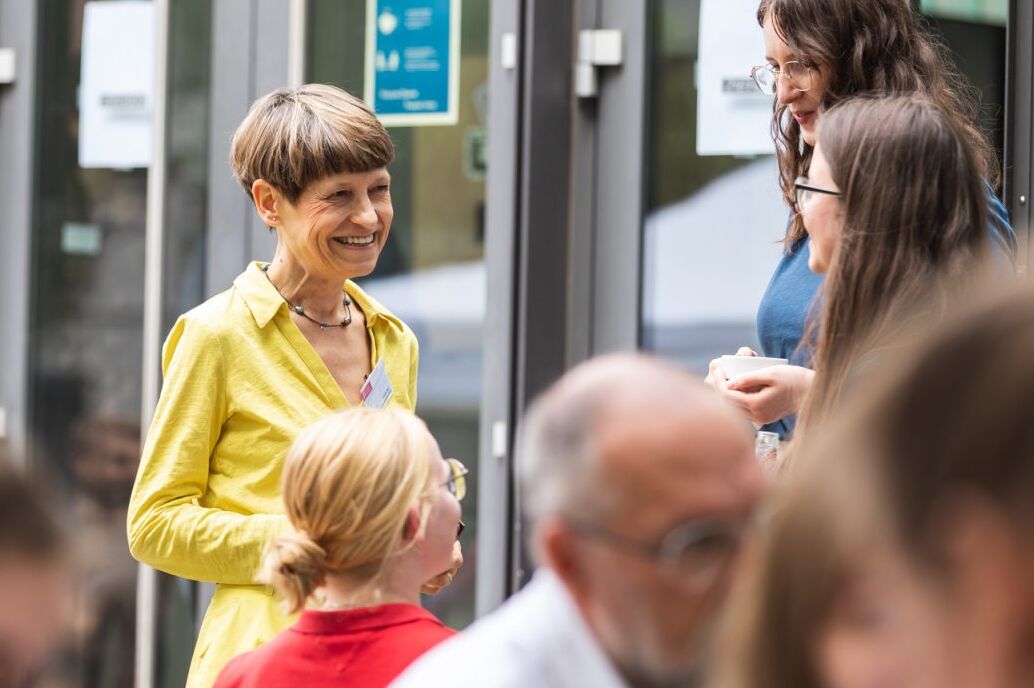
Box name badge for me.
[360,358,394,408]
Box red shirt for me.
[212,604,456,688]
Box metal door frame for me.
[1007,0,1033,271]
[569,0,649,356]
[0,0,39,463]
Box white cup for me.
[718,354,788,380]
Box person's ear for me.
[251,179,283,228]
[401,504,423,544]
[538,519,590,601]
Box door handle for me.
[575,29,623,98]
[0,49,15,84]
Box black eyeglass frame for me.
[794,176,842,208]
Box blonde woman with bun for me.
[128,84,461,688]
[212,407,466,688]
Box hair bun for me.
[262,531,328,613]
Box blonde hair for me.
[262,408,438,614]
[229,83,395,204]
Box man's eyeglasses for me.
[794,176,842,209]
[749,60,814,95]
[443,458,469,501]
[566,516,749,590]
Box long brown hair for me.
[795,95,988,443]
[757,0,998,247]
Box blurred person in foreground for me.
[128,84,458,688]
[0,449,69,688]
[213,408,465,687]
[712,283,1034,688]
[394,353,765,688]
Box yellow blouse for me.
[127,262,418,688]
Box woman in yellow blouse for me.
[127,84,459,688]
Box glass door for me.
[640,0,783,370]
[307,0,491,629]
[27,1,212,685]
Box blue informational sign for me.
[365,0,461,126]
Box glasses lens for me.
[681,538,736,588]
[794,177,811,209]
[786,61,812,92]
[751,66,776,95]
[663,522,741,588]
[446,458,467,501]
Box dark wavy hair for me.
[757,0,999,247]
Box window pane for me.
[920,2,1007,166]
[307,0,490,629]
[31,1,146,684]
[28,2,213,685]
[641,0,783,372]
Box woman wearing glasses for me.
[707,0,1014,437]
[213,407,468,688]
[790,95,990,445]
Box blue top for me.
[757,186,1016,438]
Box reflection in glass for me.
[641,0,782,373]
[28,1,213,685]
[31,1,145,685]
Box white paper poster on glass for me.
[365,0,461,127]
[696,0,775,156]
[78,1,156,169]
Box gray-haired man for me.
[393,353,764,688]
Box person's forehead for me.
[594,403,754,522]
[762,16,796,62]
[314,167,390,188]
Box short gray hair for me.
[517,354,698,525]
[517,385,609,525]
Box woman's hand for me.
[721,364,815,425]
[704,347,758,389]
[420,540,463,596]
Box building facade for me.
[0,1,1027,686]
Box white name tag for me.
[360,358,394,409]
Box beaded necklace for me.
[262,264,352,330]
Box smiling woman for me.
[127,84,462,688]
